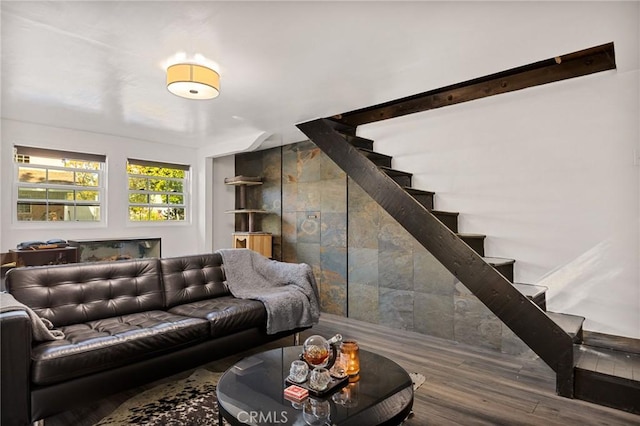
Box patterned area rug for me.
[94,369,224,426]
[95,369,426,425]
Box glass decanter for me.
[302,334,342,369]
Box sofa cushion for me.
[168,296,266,337]
[6,259,163,327]
[30,311,209,386]
[160,253,230,308]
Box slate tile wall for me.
[235,140,534,358]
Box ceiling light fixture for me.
[166,63,220,100]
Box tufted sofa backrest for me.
[6,258,163,327]
[159,253,229,308]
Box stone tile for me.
[348,282,379,324]
[295,140,317,152]
[297,211,321,244]
[282,141,321,183]
[282,143,300,182]
[262,147,282,181]
[348,209,379,250]
[281,241,298,263]
[297,181,322,211]
[347,178,378,213]
[295,243,321,271]
[262,215,280,237]
[378,249,413,291]
[297,147,322,183]
[282,182,299,212]
[320,152,346,180]
[379,288,414,331]
[378,210,416,252]
[413,293,454,340]
[319,281,346,316]
[235,151,264,177]
[348,248,378,286]
[320,246,347,287]
[282,212,297,243]
[261,182,282,213]
[321,212,346,248]
[454,286,502,351]
[414,249,456,296]
[321,178,346,213]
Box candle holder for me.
[340,340,360,377]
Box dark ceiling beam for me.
[331,42,616,128]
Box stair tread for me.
[583,331,640,355]
[575,344,640,379]
[483,257,516,266]
[379,166,412,176]
[343,134,373,144]
[513,282,547,299]
[356,147,391,158]
[457,233,486,239]
[432,210,459,217]
[547,311,585,339]
[403,187,434,196]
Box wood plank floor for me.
[46,314,640,425]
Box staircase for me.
[296,42,639,414]
[298,120,640,413]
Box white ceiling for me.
[2,1,630,154]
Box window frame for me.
[126,159,190,224]
[12,145,106,226]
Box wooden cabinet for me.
[232,232,272,258]
[9,247,78,267]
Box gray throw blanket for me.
[217,249,320,334]
[0,292,65,341]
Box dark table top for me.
[217,345,413,426]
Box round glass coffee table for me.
[217,346,413,426]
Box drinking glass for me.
[289,360,309,384]
[309,367,331,391]
[303,398,330,426]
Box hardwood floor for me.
[47,314,639,425]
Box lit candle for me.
[341,340,360,376]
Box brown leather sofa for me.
[0,252,307,426]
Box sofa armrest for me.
[1,310,32,425]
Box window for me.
[14,146,105,222]
[127,159,189,222]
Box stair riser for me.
[459,236,485,256]
[385,174,412,187]
[493,264,514,282]
[361,153,392,168]
[345,136,374,150]
[531,294,546,311]
[433,213,458,233]
[411,194,434,210]
[574,369,640,414]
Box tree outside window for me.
[14,146,105,222]
[127,159,189,222]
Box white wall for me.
[359,2,640,338]
[211,155,236,251]
[0,119,204,258]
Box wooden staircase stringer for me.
[297,117,575,397]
